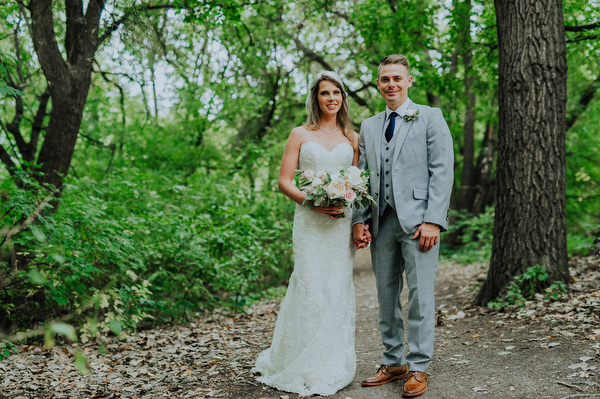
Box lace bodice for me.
[298,141,354,173]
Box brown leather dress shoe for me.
[361,364,408,386]
[402,371,428,397]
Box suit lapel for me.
[370,111,386,173]
[393,100,415,161]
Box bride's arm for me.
[278,128,306,206]
[352,131,360,166]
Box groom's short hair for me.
[378,54,410,77]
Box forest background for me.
[0,0,598,355]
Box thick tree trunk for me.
[35,86,90,190]
[475,0,569,306]
[27,0,104,194]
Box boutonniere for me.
[403,109,419,122]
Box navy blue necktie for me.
[385,112,397,142]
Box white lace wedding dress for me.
[253,141,357,396]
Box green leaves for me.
[74,351,91,374]
[487,265,567,310]
[0,340,17,361]
[1,164,294,340]
[44,323,77,349]
[0,52,23,98]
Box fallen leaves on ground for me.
[0,302,280,398]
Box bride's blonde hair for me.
[305,71,354,144]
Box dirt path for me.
[1,252,599,399]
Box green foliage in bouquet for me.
[294,167,374,218]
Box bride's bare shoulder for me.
[289,125,316,141]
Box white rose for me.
[327,181,346,199]
[344,166,363,186]
[329,172,343,184]
[346,166,361,175]
[316,171,328,181]
[311,178,324,187]
[349,173,363,186]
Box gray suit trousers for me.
[371,207,438,372]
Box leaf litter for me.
[0,255,599,398]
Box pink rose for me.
[344,190,357,203]
[302,169,315,179]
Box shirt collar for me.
[385,98,412,120]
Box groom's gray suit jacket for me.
[353,100,454,236]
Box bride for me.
[252,71,369,396]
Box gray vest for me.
[379,124,400,216]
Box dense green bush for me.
[442,207,495,264]
[0,169,293,340]
[443,206,597,262]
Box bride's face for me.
[317,80,343,119]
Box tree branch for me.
[28,87,50,163]
[566,74,600,131]
[290,36,369,107]
[5,94,28,159]
[566,35,599,43]
[0,144,18,176]
[65,0,84,62]
[27,0,70,88]
[78,132,116,150]
[98,2,187,44]
[565,22,600,32]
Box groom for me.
[353,54,454,397]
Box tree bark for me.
[476,0,569,306]
[24,0,97,189]
[27,0,104,193]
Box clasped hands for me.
[352,222,440,252]
[352,223,371,249]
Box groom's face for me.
[377,63,413,109]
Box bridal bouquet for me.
[295,166,375,218]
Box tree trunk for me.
[471,120,497,215]
[475,0,569,306]
[28,0,104,194]
[454,0,479,213]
